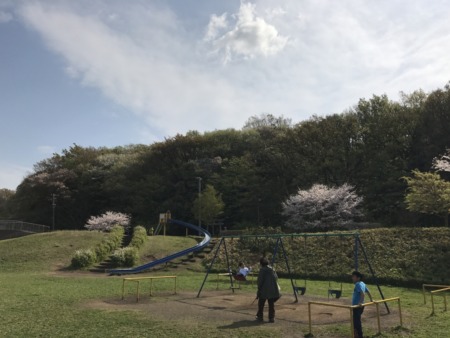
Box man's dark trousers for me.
[257,298,276,320]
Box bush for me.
[110,247,139,267]
[71,249,97,268]
[71,226,124,269]
[129,226,148,249]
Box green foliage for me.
[9,84,450,228]
[110,247,139,267]
[0,188,15,218]
[404,170,450,226]
[243,113,292,130]
[204,228,450,286]
[129,225,148,249]
[71,249,97,268]
[192,184,224,227]
[71,225,124,268]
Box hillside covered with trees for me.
[2,83,450,230]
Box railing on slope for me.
[0,220,50,233]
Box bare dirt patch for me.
[84,291,402,337]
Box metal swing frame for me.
[197,232,388,312]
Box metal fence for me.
[0,220,50,233]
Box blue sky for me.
[1,0,450,190]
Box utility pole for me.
[52,193,56,231]
[196,177,202,233]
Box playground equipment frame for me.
[122,276,177,302]
[308,297,402,338]
[197,232,388,312]
[422,283,450,314]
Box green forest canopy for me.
[3,83,450,229]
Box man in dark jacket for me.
[256,257,280,323]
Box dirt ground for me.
[85,290,401,337]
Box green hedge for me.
[110,247,139,267]
[109,225,148,267]
[203,227,450,287]
[129,226,148,249]
[71,249,97,269]
[71,226,124,269]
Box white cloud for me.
[19,2,253,137]
[204,13,228,41]
[206,2,288,62]
[0,163,30,190]
[0,10,12,23]
[14,0,450,141]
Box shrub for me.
[129,226,148,249]
[71,225,124,269]
[71,249,97,268]
[110,247,139,267]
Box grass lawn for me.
[0,232,449,337]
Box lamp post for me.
[52,193,56,231]
[196,177,202,232]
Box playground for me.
[89,289,401,335]
[0,218,449,337]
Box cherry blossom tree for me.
[432,150,450,172]
[84,211,130,232]
[282,183,363,229]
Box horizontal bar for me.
[308,301,351,309]
[431,287,450,294]
[351,297,400,308]
[124,276,176,281]
[423,284,450,289]
[309,297,400,310]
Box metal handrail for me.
[0,220,50,233]
[430,287,450,314]
[308,297,402,338]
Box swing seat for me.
[294,286,306,295]
[233,274,247,282]
[328,289,342,299]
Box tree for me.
[404,170,450,226]
[192,184,224,230]
[0,189,15,219]
[282,183,363,229]
[432,150,450,172]
[243,114,292,130]
[85,211,131,231]
[410,83,450,171]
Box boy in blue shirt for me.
[351,271,373,338]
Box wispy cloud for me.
[15,0,450,140]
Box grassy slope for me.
[138,235,198,264]
[0,231,107,272]
[0,231,449,337]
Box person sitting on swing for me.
[234,262,250,281]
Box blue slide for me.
[109,219,211,275]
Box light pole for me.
[52,193,56,231]
[196,177,202,232]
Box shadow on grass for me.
[217,320,264,329]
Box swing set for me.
[197,232,389,312]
